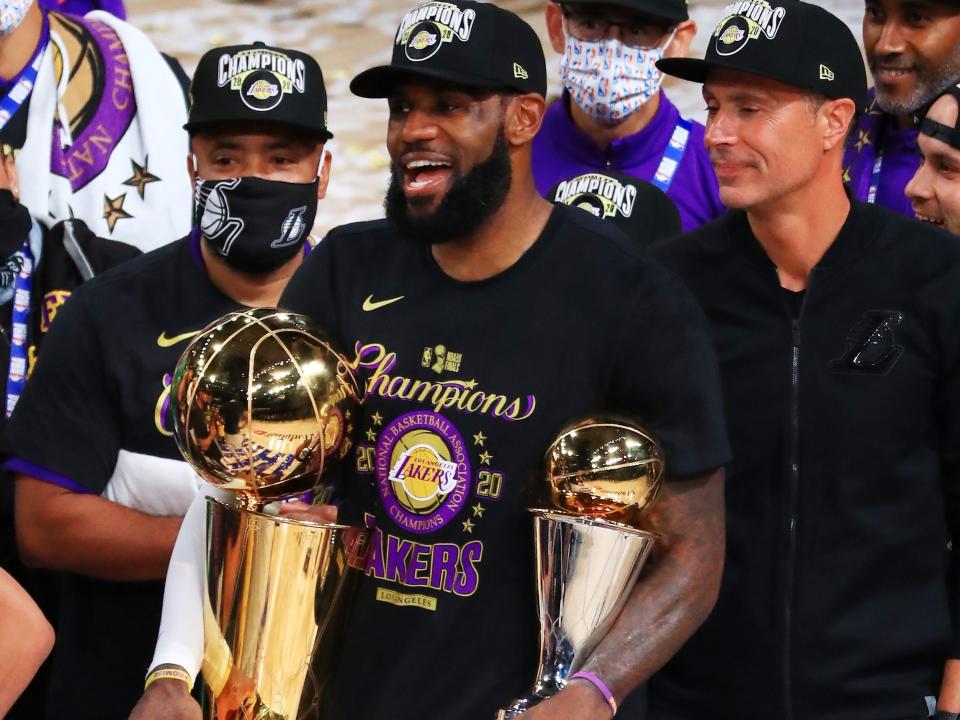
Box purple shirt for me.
[843,91,919,219]
[532,92,725,232]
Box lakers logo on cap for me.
[553,173,637,221]
[217,48,306,112]
[397,1,476,63]
[714,1,787,56]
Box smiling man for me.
[652,2,960,719]
[844,0,960,217]
[1,42,333,720]
[139,3,732,720]
[906,84,960,233]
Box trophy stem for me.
[497,511,655,718]
[201,497,367,720]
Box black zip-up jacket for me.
[649,200,960,720]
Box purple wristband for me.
[569,671,617,716]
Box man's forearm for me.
[580,469,726,703]
[15,475,183,580]
[939,660,960,713]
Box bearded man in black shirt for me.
[2,42,335,720]
[141,2,731,720]
[651,3,960,720]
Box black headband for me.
[918,84,960,151]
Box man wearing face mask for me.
[0,41,333,720]
[532,0,724,231]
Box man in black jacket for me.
[651,3,960,720]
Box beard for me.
[385,128,511,245]
[874,45,960,115]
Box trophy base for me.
[496,695,544,719]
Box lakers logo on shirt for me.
[396,2,476,62]
[714,1,786,56]
[829,310,904,376]
[377,410,471,534]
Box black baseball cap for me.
[185,42,333,141]
[657,1,867,111]
[561,0,689,23]
[548,170,681,245]
[350,0,547,98]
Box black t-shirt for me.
[279,205,731,720]
[2,235,241,720]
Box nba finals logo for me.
[377,410,471,534]
[553,173,637,221]
[714,1,787,56]
[217,48,307,111]
[396,1,477,62]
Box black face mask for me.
[193,176,319,274]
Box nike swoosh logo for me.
[157,330,201,348]
[362,294,405,312]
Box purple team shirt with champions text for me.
[532,92,725,232]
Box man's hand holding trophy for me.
[498,418,664,719]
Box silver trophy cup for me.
[497,419,663,718]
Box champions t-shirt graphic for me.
[553,172,637,222]
[279,205,731,720]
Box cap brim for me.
[656,57,714,84]
[350,64,508,99]
[184,118,333,142]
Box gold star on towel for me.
[371,412,383,426]
[472,503,485,518]
[462,518,475,533]
[479,450,492,465]
[473,431,487,446]
[122,157,160,200]
[103,193,132,233]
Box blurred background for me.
[122,0,866,236]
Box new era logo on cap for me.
[820,64,835,81]
[513,63,528,80]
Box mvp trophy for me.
[172,308,365,720]
[498,418,664,718]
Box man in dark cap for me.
[533,0,725,231]
[653,3,960,718]
[140,2,731,719]
[906,83,960,235]
[2,41,334,720]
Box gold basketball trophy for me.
[497,418,663,718]
[172,308,365,720]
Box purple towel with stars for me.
[15,9,192,251]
